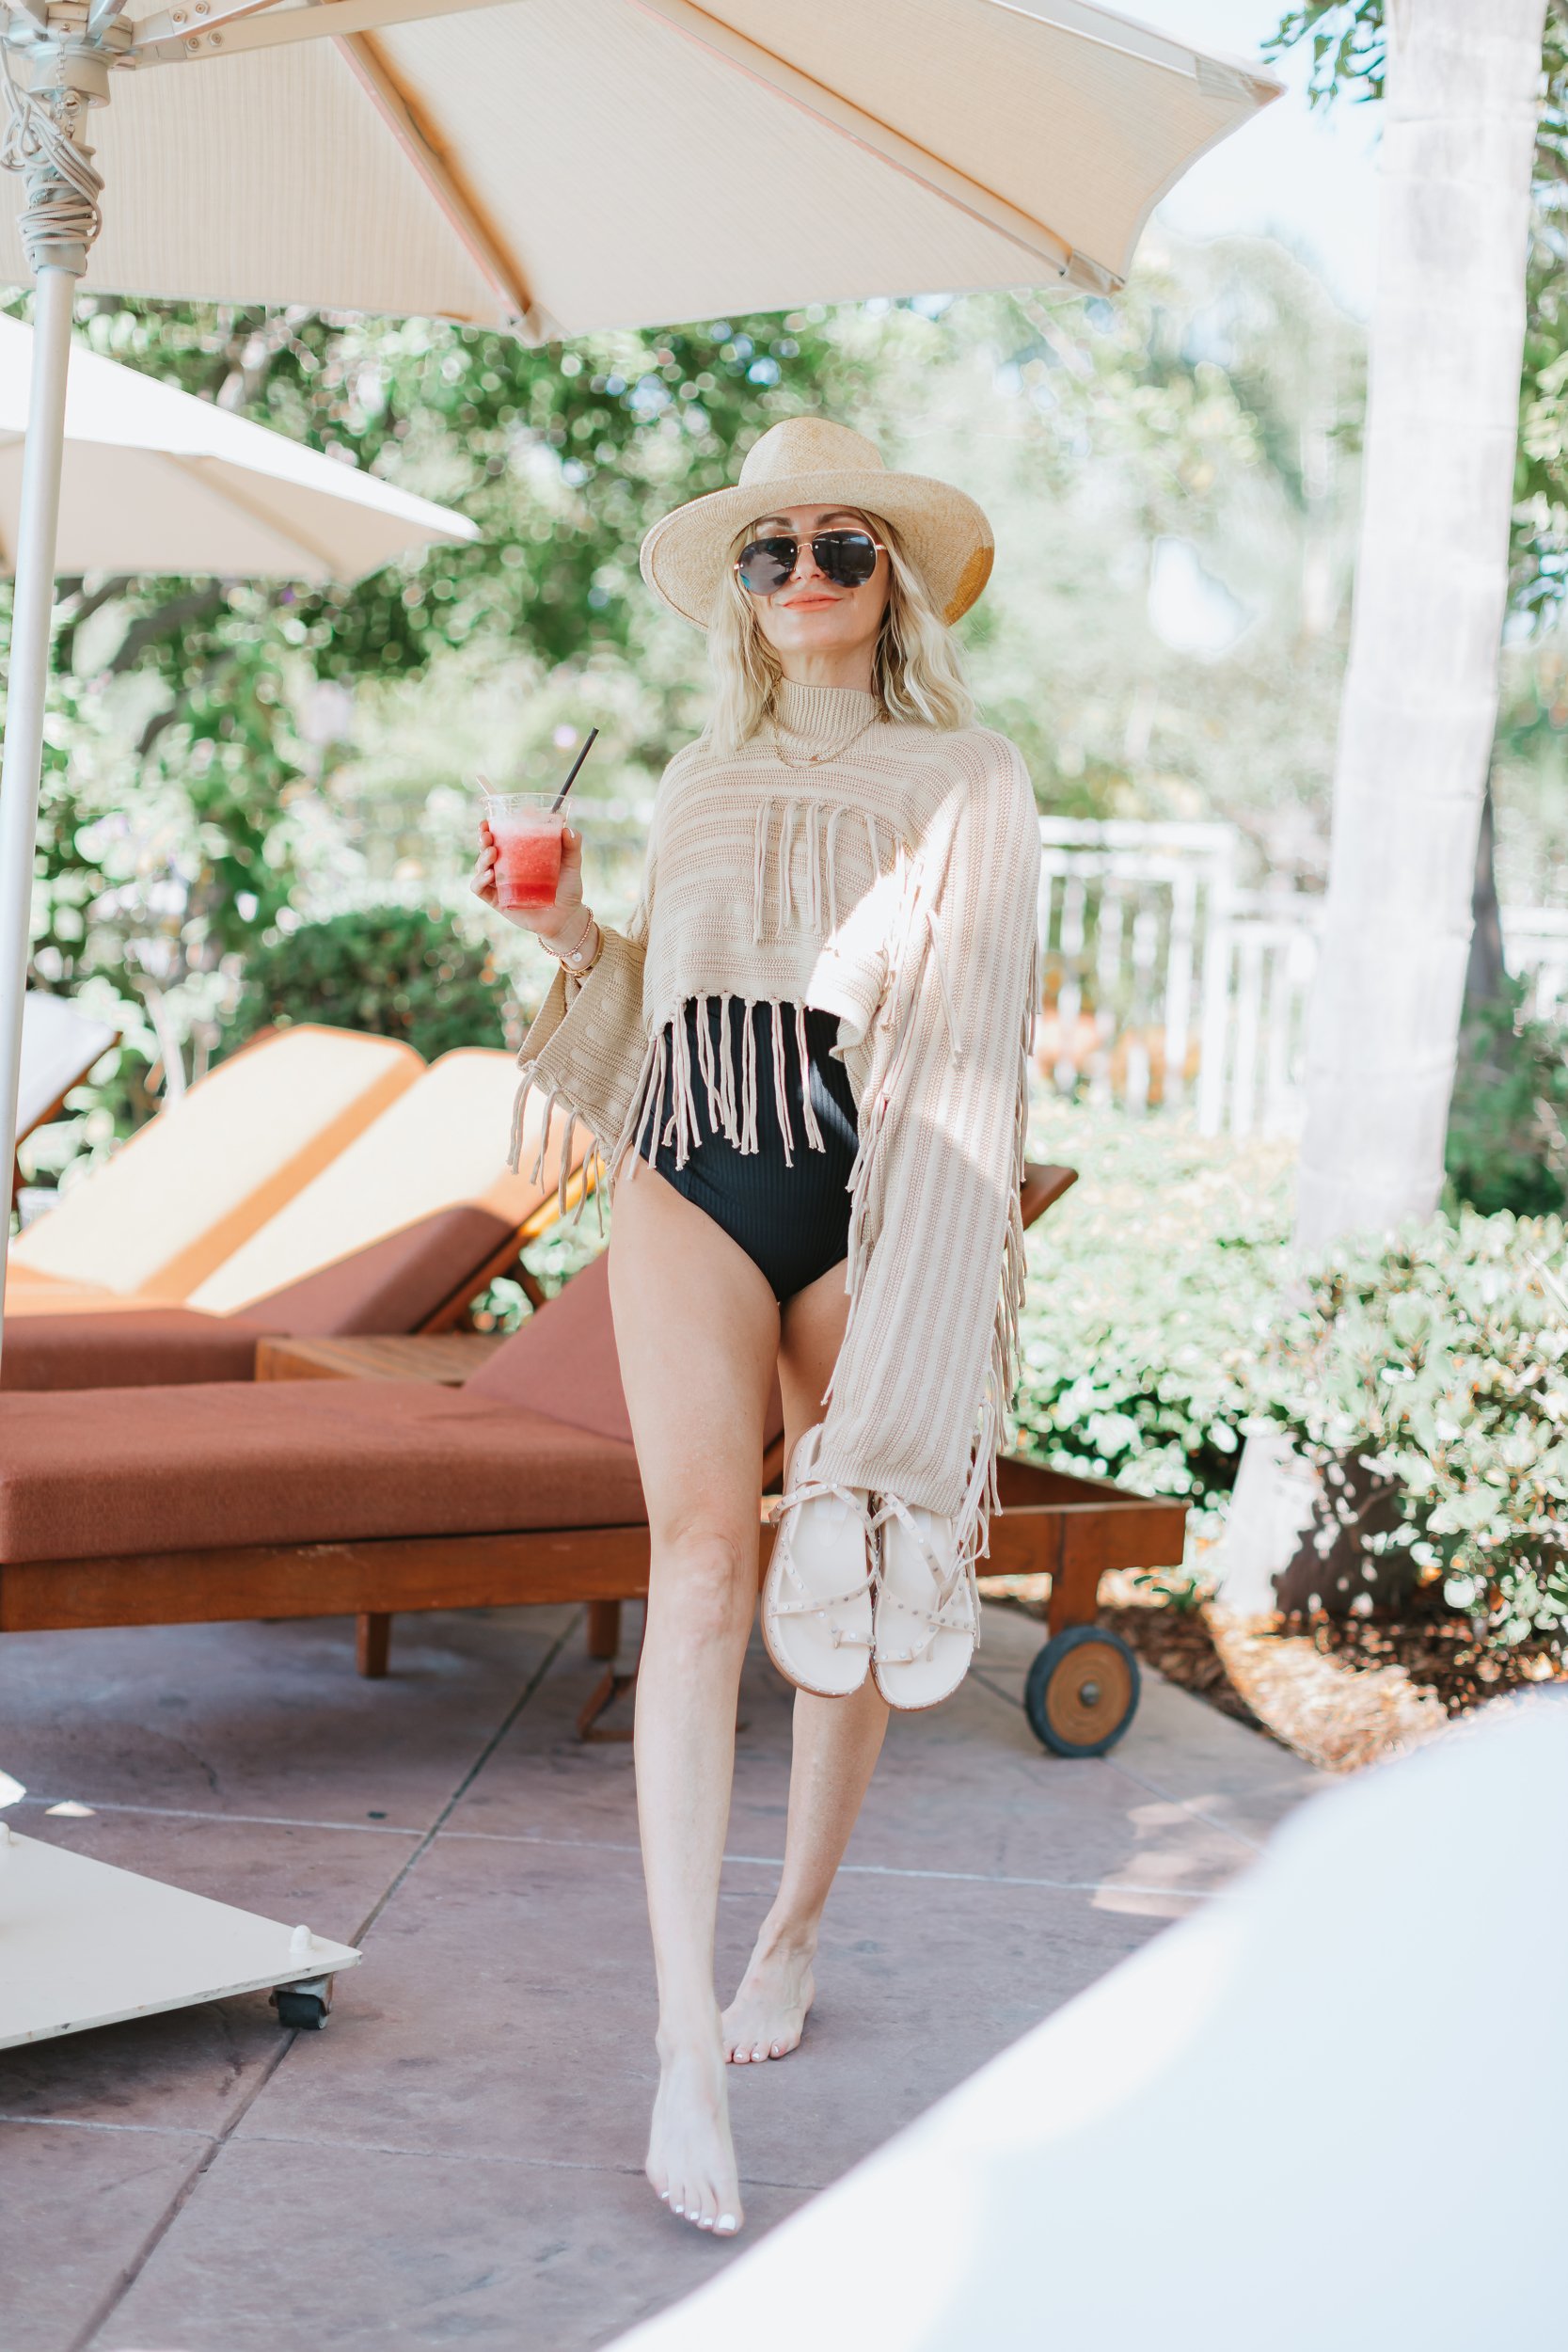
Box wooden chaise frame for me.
[0,1456,1186,1721]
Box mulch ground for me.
[981,1567,1564,1774]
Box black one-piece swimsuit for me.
[649,1000,858,1302]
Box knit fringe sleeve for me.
[812,735,1041,1579]
[507,922,648,1216]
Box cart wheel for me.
[1024,1626,1140,1757]
[271,1988,329,2031]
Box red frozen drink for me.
[484,793,565,912]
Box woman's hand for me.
[471,818,590,946]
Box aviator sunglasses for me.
[735,527,884,597]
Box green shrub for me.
[1014,1104,1296,1537]
[1253,1212,1568,1649]
[228,905,505,1064]
[1444,978,1568,1218]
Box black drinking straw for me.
[550,725,599,813]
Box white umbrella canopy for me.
[0,310,476,576]
[0,0,1282,334]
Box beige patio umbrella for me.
[0,306,476,573]
[0,1,1283,331]
[0,0,1281,1367]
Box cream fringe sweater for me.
[511,679,1041,1570]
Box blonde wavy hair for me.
[705,508,974,757]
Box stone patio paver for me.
[0,1601,1317,2352]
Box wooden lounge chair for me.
[13,992,119,1207]
[2,1049,580,1391]
[0,1164,1186,1756]
[8,1023,421,1310]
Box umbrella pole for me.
[0,33,106,1374]
[0,264,76,1371]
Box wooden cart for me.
[983,1456,1187,1756]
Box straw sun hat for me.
[639,417,993,630]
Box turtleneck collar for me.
[773,678,880,747]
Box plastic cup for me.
[483,790,568,913]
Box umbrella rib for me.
[325,23,546,336]
[147,449,349,579]
[620,0,1086,286]
[135,0,542,330]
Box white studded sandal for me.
[762,1427,874,1699]
[870,1495,977,1711]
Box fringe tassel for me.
[509,1068,610,1238]
[795,1002,825,1153]
[747,794,907,946]
[718,993,739,1143]
[665,1002,701,1168]
[693,993,724,1141]
[528,1086,559,1187]
[776,799,797,938]
[752,802,769,946]
[507,1072,534,1177]
[557,1115,577,1217]
[740,1002,759,1154]
[769,998,794,1166]
[614,1025,667,1174]
[609,997,846,1175]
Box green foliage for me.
[1266,3,1385,106]
[1445,977,1568,1217]
[57,299,861,682]
[473,1207,611,1336]
[1013,1106,1296,1536]
[1253,1213,1568,1648]
[228,905,503,1065]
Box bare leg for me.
[723,1261,891,2064]
[610,1162,778,2237]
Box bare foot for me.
[646,2024,744,2236]
[721,1930,816,2063]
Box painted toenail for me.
[717,2214,737,2233]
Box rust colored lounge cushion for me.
[253,1204,520,1338]
[0,1209,524,1391]
[0,1309,269,1391]
[466,1250,633,1444]
[467,1248,786,1451]
[0,1383,645,1565]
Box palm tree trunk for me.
[1294,0,1544,1248]
[1217,0,1545,1610]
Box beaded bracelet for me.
[546,909,602,976]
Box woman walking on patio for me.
[473,419,1039,2240]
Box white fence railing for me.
[1037,819,1235,1119]
[1509,908,1568,1024]
[1037,818,1563,1140]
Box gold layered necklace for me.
[769,704,884,771]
